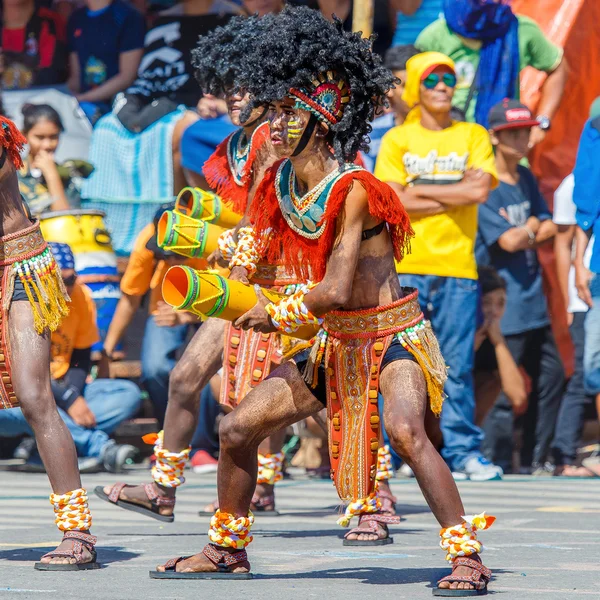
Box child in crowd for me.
[476,99,563,474]
[19,104,77,216]
[474,266,526,427]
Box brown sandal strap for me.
[437,573,486,588]
[108,482,126,504]
[63,531,97,548]
[453,556,492,580]
[202,544,248,568]
[161,556,185,571]
[251,494,275,510]
[344,520,382,539]
[144,483,175,507]
[359,512,401,525]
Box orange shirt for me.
[120,223,206,314]
[51,281,100,380]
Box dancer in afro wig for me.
[238,5,397,164]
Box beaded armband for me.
[265,288,321,334]
[229,226,260,278]
[217,229,237,262]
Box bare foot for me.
[156,549,250,574]
[40,536,94,565]
[103,483,174,517]
[251,483,275,511]
[437,553,485,592]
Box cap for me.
[488,98,540,132]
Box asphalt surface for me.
[0,469,598,599]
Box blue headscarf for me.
[444,0,520,128]
[49,242,76,271]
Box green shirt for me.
[416,15,563,122]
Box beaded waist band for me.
[0,221,47,266]
[323,288,423,340]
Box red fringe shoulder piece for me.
[250,163,414,282]
[0,117,26,170]
[202,121,270,215]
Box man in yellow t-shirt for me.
[100,205,204,425]
[375,51,502,481]
[0,242,142,472]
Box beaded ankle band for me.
[150,430,191,488]
[375,445,394,481]
[337,491,381,527]
[50,488,92,531]
[257,452,284,485]
[209,509,255,549]
[440,512,496,562]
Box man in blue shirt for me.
[476,99,563,474]
[67,0,145,124]
[573,98,600,476]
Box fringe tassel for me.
[0,116,27,170]
[302,329,328,388]
[250,163,414,283]
[14,249,69,335]
[397,321,447,416]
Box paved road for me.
[0,469,598,599]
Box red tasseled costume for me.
[250,160,414,282]
[203,121,270,215]
[0,116,26,170]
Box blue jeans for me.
[0,379,141,458]
[584,274,600,394]
[140,316,190,425]
[398,274,483,470]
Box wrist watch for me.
[536,115,551,131]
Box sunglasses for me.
[422,73,457,90]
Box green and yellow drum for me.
[162,266,319,341]
[175,187,241,229]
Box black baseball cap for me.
[488,98,540,132]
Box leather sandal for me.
[34,531,100,571]
[149,544,252,579]
[433,556,492,596]
[343,512,400,546]
[94,483,175,522]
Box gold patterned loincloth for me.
[220,264,311,409]
[0,221,70,410]
[318,290,446,502]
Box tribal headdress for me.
[0,116,26,170]
[238,6,396,164]
[290,71,351,126]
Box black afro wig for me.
[192,13,271,96]
[237,6,397,163]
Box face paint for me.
[287,116,303,141]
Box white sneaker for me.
[454,457,503,482]
[398,463,414,478]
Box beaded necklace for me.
[275,159,362,239]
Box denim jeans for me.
[584,274,600,395]
[0,379,141,458]
[482,326,564,471]
[140,316,190,425]
[552,312,594,464]
[398,274,482,470]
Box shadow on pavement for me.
[0,546,139,566]
[254,566,511,588]
[256,527,423,539]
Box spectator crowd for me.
[1,0,599,481]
